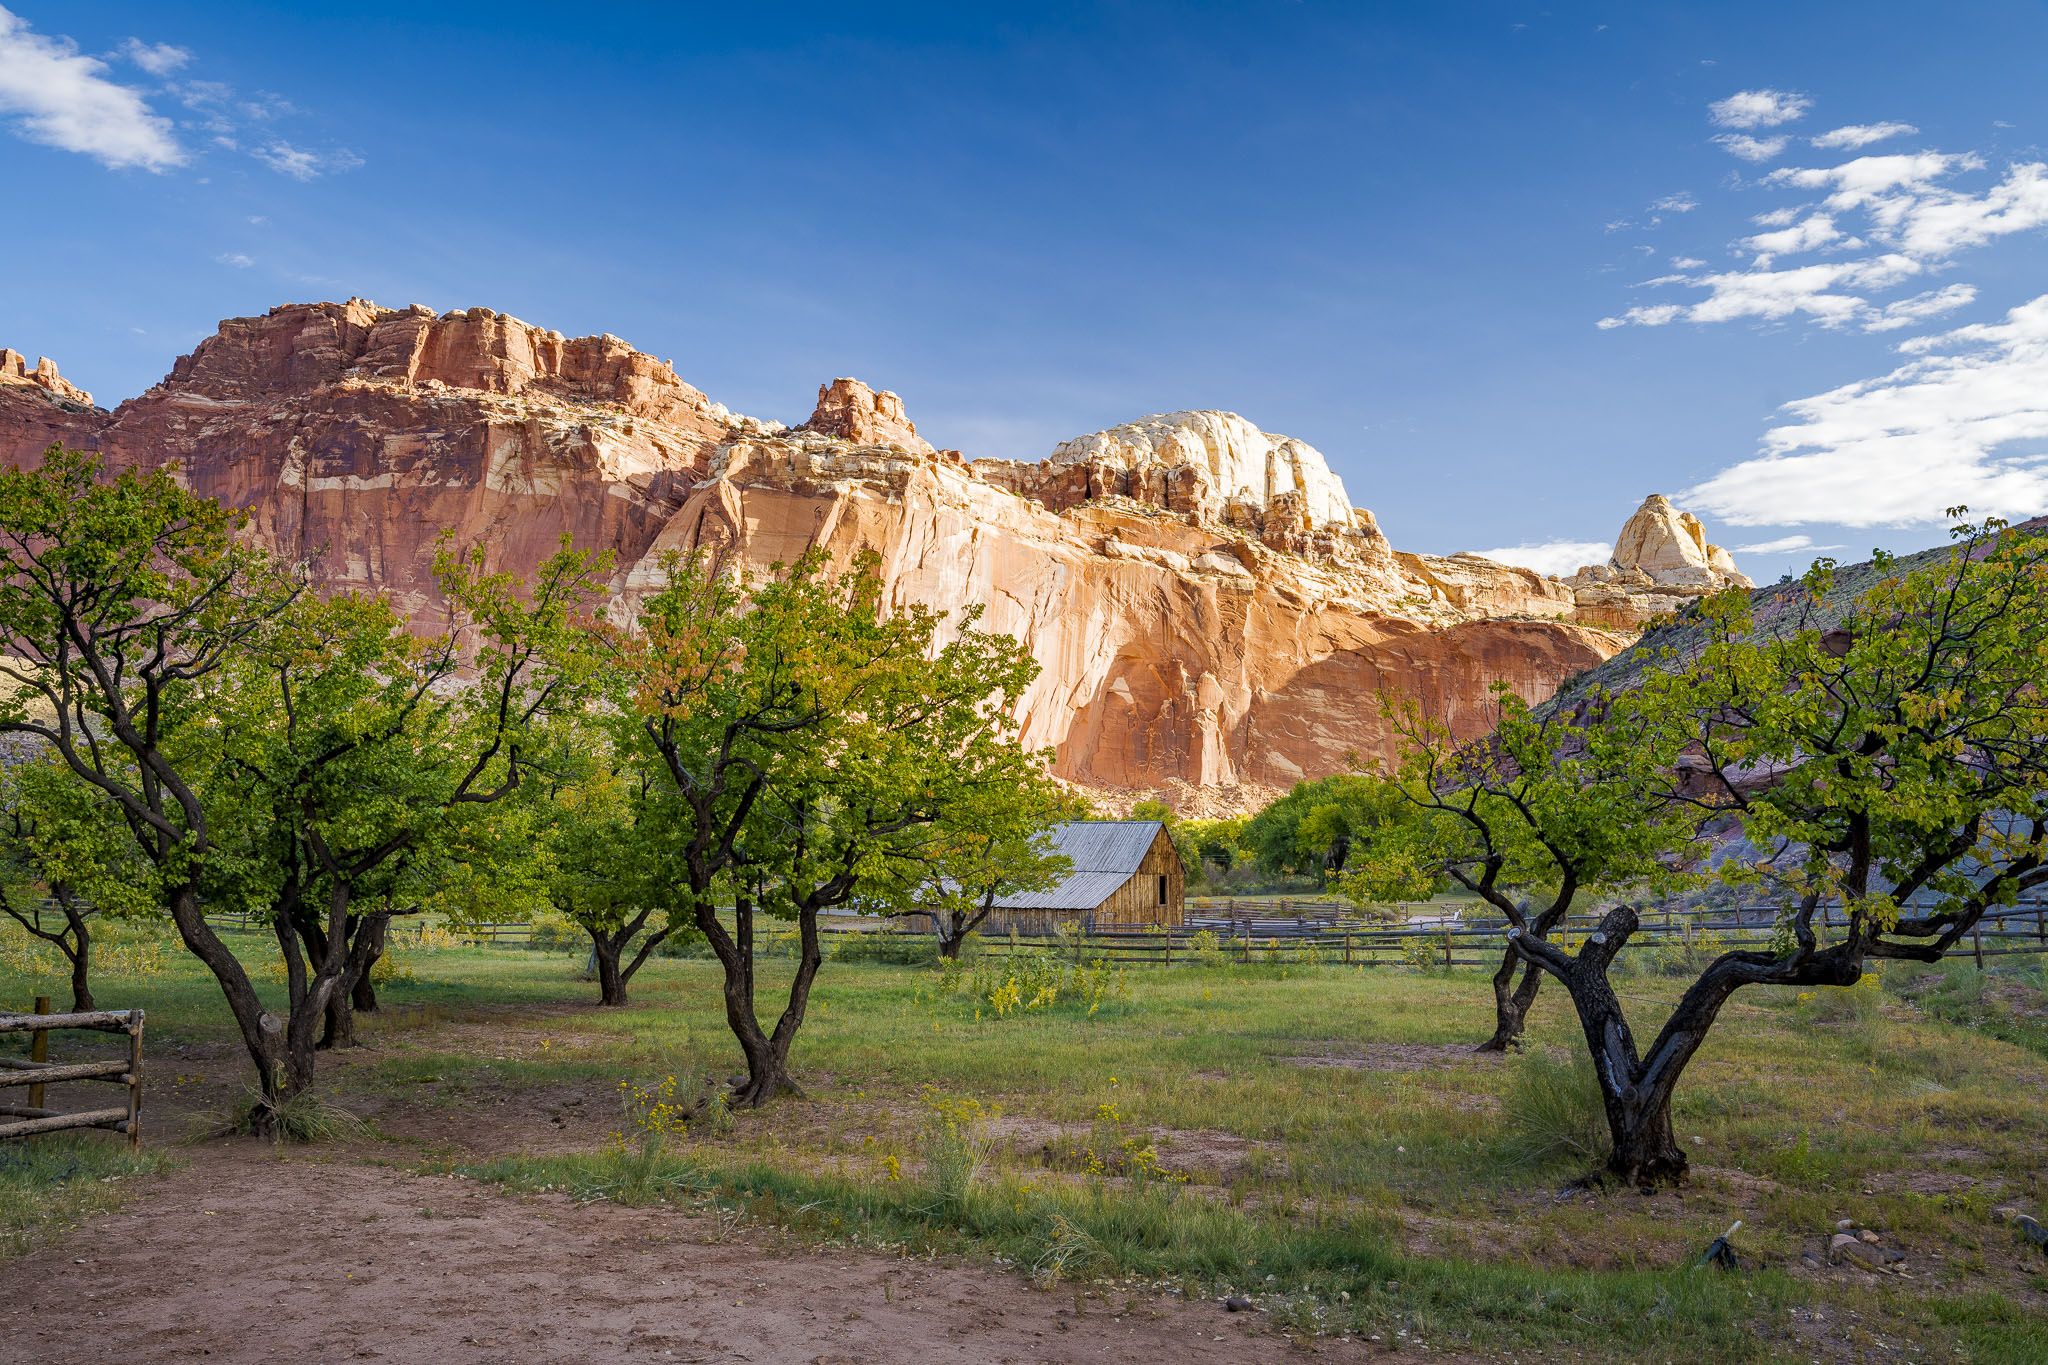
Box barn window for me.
[1157,874,1167,905]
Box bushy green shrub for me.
[526,912,583,952]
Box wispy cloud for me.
[1864,283,1977,332]
[1685,295,2048,527]
[1710,89,1812,129]
[250,139,361,181]
[1730,534,1816,554]
[0,6,183,169]
[1468,540,1612,577]
[1601,254,1923,330]
[214,251,253,268]
[1714,133,1789,163]
[1649,192,1698,213]
[1811,121,1916,150]
[117,38,189,77]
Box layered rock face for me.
[1563,494,1755,629]
[0,351,101,468]
[0,301,1633,796]
[801,377,935,455]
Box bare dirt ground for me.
[9,1140,1400,1365]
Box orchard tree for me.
[0,447,307,1117]
[1500,517,2048,1184]
[614,548,1061,1105]
[199,540,605,1080]
[537,762,695,1006]
[0,756,158,1010]
[0,445,604,1125]
[1346,692,1697,1051]
[896,782,1079,959]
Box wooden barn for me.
[981,820,1185,936]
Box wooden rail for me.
[0,997,143,1150]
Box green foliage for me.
[613,547,1074,1093]
[1627,519,2048,939]
[1242,773,1417,882]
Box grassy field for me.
[3,923,2046,1361]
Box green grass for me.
[4,919,2047,1360]
[0,1133,170,1254]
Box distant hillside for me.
[1541,516,2048,715]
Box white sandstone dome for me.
[1050,410,1357,528]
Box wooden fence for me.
[0,996,143,1149]
[961,902,2048,970]
[195,899,2048,971]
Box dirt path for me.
[9,1141,1391,1364]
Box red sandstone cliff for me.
[0,300,1637,796]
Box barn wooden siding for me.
[980,825,1185,936]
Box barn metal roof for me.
[990,821,1165,912]
[990,871,1137,913]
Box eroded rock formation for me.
[0,301,1637,798]
[1562,494,1755,629]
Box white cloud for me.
[1730,534,1815,554]
[1863,283,1977,333]
[1742,213,1843,262]
[117,38,189,76]
[1710,89,1813,129]
[0,6,183,169]
[1811,121,1917,150]
[1766,151,1979,212]
[1685,294,2048,527]
[1468,541,1612,578]
[1714,133,1789,162]
[1671,256,1708,269]
[1650,192,1698,213]
[1610,254,1924,331]
[214,252,252,267]
[251,139,361,180]
[1890,161,2048,257]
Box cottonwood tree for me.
[1345,693,1696,1052]
[1500,518,2048,1184]
[613,549,1058,1105]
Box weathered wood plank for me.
[0,1059,131,1087]
[0,1107,131,1139]
[0,1010,139,1034]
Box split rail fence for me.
[0,995,143,1148]
[958,901,2048,970]
[199,899,2048,971]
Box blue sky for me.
[3,2,2046,581]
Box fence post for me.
[1164,930,1172,969]
[1974,924,1985,971]
[28,995,50,1112]
[1443,924,1452,971]
[125,1010,143,1152]
[1241,921,1250,964]
[1345,930,1353,965]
